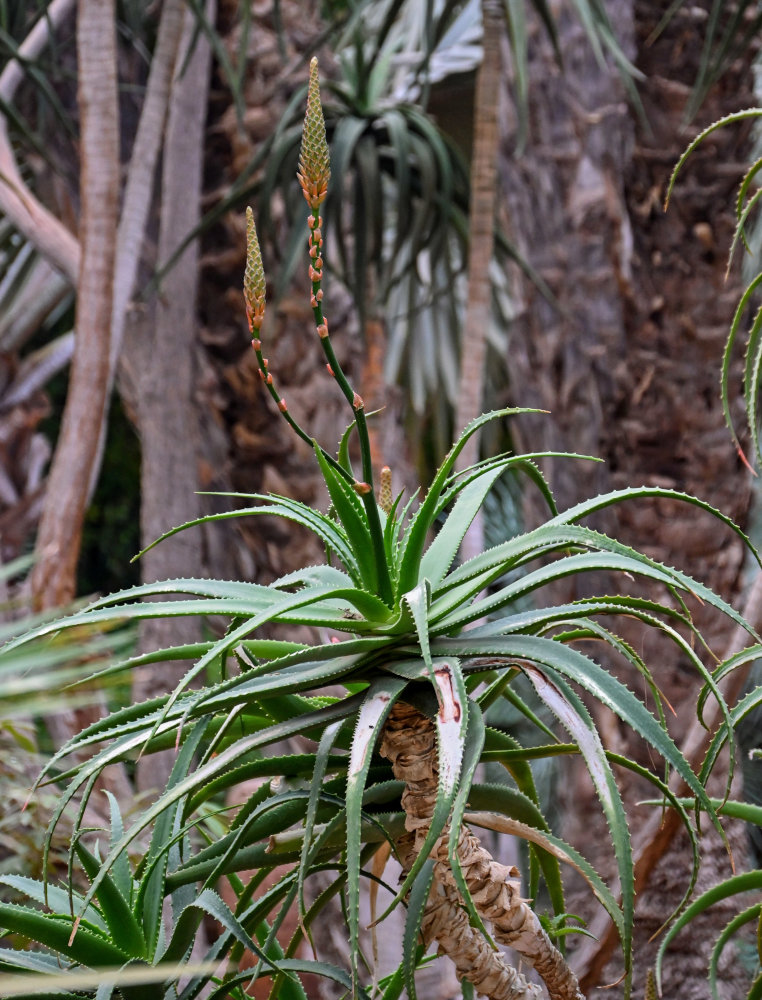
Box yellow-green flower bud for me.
[244,207,266,332]
[379,466,392,513]
[297,58,331,210]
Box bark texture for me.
[109,0,184,375]
[380,701,583,1000]
[30,0,119,608]
[397,830,542,1000]
[455,0,502,460]
[455,0,503,565]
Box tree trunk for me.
[30,0,119,608]
[499,2,756,995]
[123,1,214,795]
[380,701,583,1000]
[455,0,503,565]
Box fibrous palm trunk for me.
[380,702,583,1000]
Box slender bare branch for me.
[110,0,184,372]
[1,332,74,409]
[0,258,71,351]
[0,0,76,103]
[0,1,79,282]
[82,0,185,504]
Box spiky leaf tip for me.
[244,206,266,332]
[297,58,331,210]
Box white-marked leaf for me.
[378,658,468,921]
[346,678,406,989]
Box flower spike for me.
[244,207,266,332]
[297,58,331,210]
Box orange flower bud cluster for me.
[297,58,331,211]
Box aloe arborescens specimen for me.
[0,57,758,1000]
[248,70,578,994]
[234,58,742,999]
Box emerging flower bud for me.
[297,58,331,210]
[379,466,392,513]
[244,207,266,332]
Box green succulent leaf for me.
[708,904,761,1000]
[402,857,436,1000]
[522,664,633,990]
[0,900,130,968]
[666,109,762,209]
[73,839,146,959]
[345,677,406,986]
[655,870,762,993]
[396,408,535,596]
[0,876,106,936]
[161,887,279,972]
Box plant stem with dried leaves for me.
[380,701,584,1000]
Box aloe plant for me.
[0,58,758,1000]
[665,107,762,470]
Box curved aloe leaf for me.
[665,109,762,209]
[0,901,130,967]
[396,408,538,596]
[345,677,406,986]
[655,870,762,991]
[522,664,633,991]
[708,903,761,1000]
[73,840,146,959]
[402,857,436,1000]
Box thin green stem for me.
[252,341,313,447]
[307,211,394,606]
[250,335,353,485]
